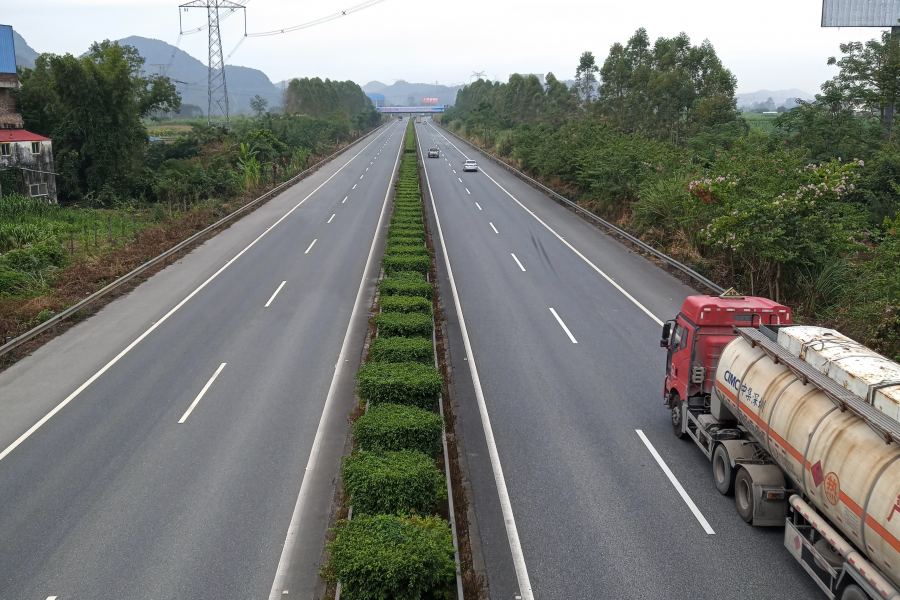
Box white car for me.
[463,160,478,172]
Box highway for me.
[415,121,823,599]
[0,120,404,599]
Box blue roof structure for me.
[0,25,17,74]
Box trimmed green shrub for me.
[390,216,423,226]
[382,254,431,275]
[356,361,443,409]
[383,244,429,257]
[354,403,444,456]
[375,312,433,338]
[325,514,455,600]
[378,276,433,299]
[388,223,425,236]
[369,336,434,364]
[386,236,425,248]
[379,295,433,315]
[342,449,446,515]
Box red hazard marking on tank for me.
[794,536,802,550]
[824,472,840,505]
[810,460,825,488]
[889,495,900,522]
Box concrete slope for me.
[416,121,821,600]
[0,121,404,599]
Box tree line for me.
[441,28,900,360]
[9,41,381,206]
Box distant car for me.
[398,115,403,120]
[463,159,478,172]
[428,147,440,158]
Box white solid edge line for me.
[327,214,335,224]
[475,202,482,210]
[428,122,663,327]
[265,280,287,307]
[416,125,534,600]
[636,429,715,535]
[178,362,227,423]
[489,222,498,234]
[267,129,404,599]
[549,307,577,343]
[511,253,526,272]
[0,122,396,465]
[305,239,317,254]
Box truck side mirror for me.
[660,321,672,348]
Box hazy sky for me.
[3,0,893,95]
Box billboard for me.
[422,97,439,104]
[377,107,445,113]
[822,0,900,26]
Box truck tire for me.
[669,391,687,439]
[735,468,754,523]
[712,444,736,495]
[840,584,868,600]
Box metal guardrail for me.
[0,125,387,359]
[434,124,725,295]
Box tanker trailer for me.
[662,290,900,600]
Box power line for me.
[225,0,387,59]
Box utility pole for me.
[179,0,247,127]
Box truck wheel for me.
[735,468,754,523]
[840,585,868,600]
[712,445,736,495]
[671,403,686,439]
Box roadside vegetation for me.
[439,27,900,359]
[322,122,459,600]
[0,39,382,346]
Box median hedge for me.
[375,311,434,338]
[379,275,434,300]
[379,295,432,315]
[354,403,444,457]
[387,225,425,241]
[369,336,434,365]
[342,449,446,516]
[383,244,429,257]
[325,514,455,600]
[356,361,443,409]
[382,254,431,275]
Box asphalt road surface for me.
[0,120,404,599]
[416,121,823,600]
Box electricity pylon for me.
[179,1,246,126]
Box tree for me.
[827,30,900,139]
[250,95,268,117]
[596,29,739,143]
[574,51,599,107]
[15,40,180,203]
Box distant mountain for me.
[116,36,282,115]
[11,28,38,70]
[362,80,388,93]
[736,88,815,109]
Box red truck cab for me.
[661,291,792,437]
